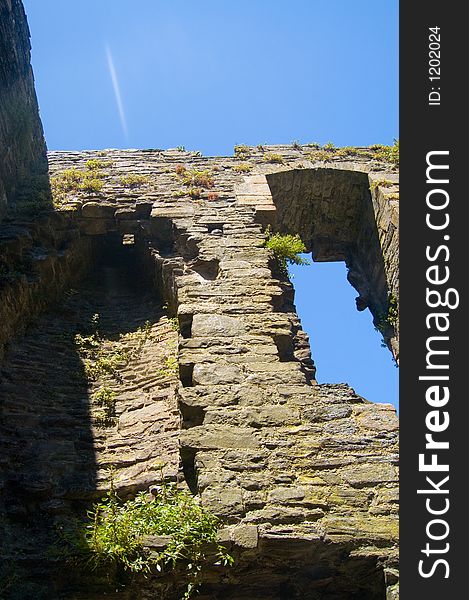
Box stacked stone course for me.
[1,1,399,597]
[1,144,399,598]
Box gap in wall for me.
[290,258,399,411]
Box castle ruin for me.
[0,2,399,598]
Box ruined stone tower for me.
[0,2,399,599]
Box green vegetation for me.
[263,153,284,164]
[264,227,309,275]
[375,293,399,334]
[303,142,400,165]
[168,317,180,333]
[176,145,186,152]
[187,187,202,199]
[119,174,151,187]
[182,169,214,188]
[160,354,179,378]
[74,317,165,425]
[92,386,117,426]
[234,144,251,158]
[371,139,399,165]
[83,350,128,381]
[232,162,253,173]
[306,150,331,162]
[172,189,188,198]
[76,318,153,382]
[68,476,233,599]
[124,320,153,357]
[51,160,110,206]
[370,178,394,191]
[174,166,214,190]
[85,159,111,171]
[333,146,357,158]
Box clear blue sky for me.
[23,0,399,409]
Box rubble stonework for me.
[0,2,399,598]
[1,146,399,599]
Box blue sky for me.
[23,0,399,408]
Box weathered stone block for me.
[81,202,116,219]
[192,363,244,385]
[191,313,246,337]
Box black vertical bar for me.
[400,3,466,598]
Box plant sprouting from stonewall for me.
[64,470,233,599]
[264,226,310,276]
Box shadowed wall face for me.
[0,0,48,221]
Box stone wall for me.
[1,145,399,598]
[0,0,48,222]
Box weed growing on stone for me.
[51,160,109,205]
[92,386,117,426]
[75,317,159,426]
[168,317,180,333]
[232,162,253,173]
[66,474,233,599]
[309,150,330,162]
[84,350,128,380]
[264,227,309,276]
[333,147,356,158]
[85,159,111,171]
[370,139,399,165]
[158,353,179,379]
[187,187,202,199]
[370,178,394,191]
[74,318,128,382]
[263,153,284,164]
[182,169,214,189]
[234,144,251,158]
[119,174,151,187]
[123,321,153,358]
[374,293,399,336]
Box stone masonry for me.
[0,3,399,599]
[1,145,399,599]
[0,0,48,222]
